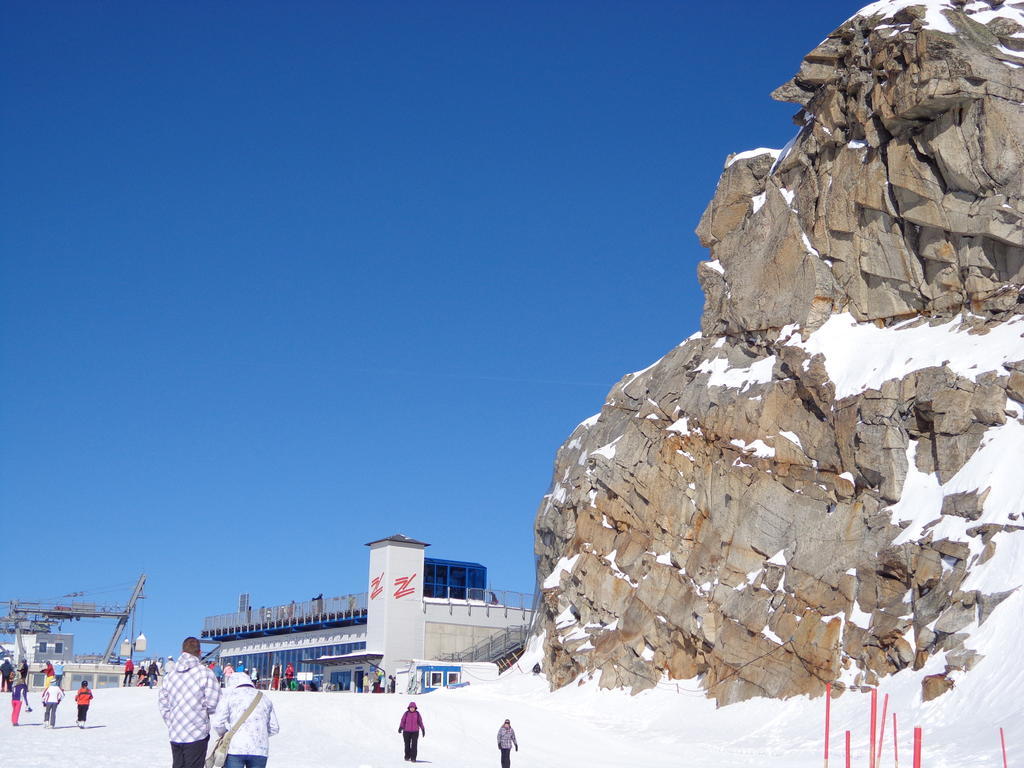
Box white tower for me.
[365,534,429,676]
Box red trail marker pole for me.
[1001,727,1008,768]
[824,682,832,768]
[876,694,889,768]
[913,726,922,768]
[893,713,899,768]
[870,689,878,768]
[846,730,852,768]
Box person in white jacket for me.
[41,680,64,728]
[211,671,280,768]
[158,637,221,768]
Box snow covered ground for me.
[2,626,1020,768]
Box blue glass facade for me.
[221,641,366,687]
[423,557,486,599]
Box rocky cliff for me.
[534,0,1024,706]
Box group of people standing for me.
[0,657,27,692]
[1,663,94,733]
[123,657,170,687]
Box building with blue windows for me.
[423,558,487,599]
[201,534,534,692]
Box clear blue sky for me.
[1,0,861,658]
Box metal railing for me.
[201,593,368,637]
[422,587,533,609]
[440,625,530,664]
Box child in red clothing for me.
[75,681,93,728]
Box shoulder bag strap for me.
[226,691,263,739]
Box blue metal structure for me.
[423,558,486,600]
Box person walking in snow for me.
[211,671,280,767]
[10,676,31,725]
[158,637,221,768]
[41,679,63,728]
[148,660,160,688]
[75,680,93,728]
[398,701,425,762]
[1,657,13,692]
[496,719,519,768]
[124,658,135,687]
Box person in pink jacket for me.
[397,701,425,762]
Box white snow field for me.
[2,623,1021,768]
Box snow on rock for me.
[535,0,1024,722]
[730,438,775,458]
[778,430,802,449]
[725,147,781,168]
[667,417,690,435]
[695,354,775,392]
[893,420,1024,578]
[788,313,1024,399]
[767,550,787,566]
[543,554,581,589]
[852,0,957,33]
[591,436,622,461]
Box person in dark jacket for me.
[497,719,519,768]
[148,660,159,688]
[398,701,425,762]
[1,658,13,692]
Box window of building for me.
[218,641,367,686]
[447,671,460,686]
[423,558,487,599]
[37,642,47,654]
[430,671,443,688]
[54,643,64,654]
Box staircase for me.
[441,625,530,670]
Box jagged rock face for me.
[534,1,1024,707]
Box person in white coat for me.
[211,671,280,768]
[41,680,64,729]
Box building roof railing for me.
[201,593,368,641]
[202,587,534,641]
[421,587,534,611]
